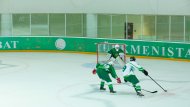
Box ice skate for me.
[110,90,116,93]
[137,91,144,96]
[100,87,106,90]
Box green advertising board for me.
[0,36,189,60]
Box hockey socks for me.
[100,81,106,90]
[108,84,116,93]
[134,85,141,92]
[134,85,144,96]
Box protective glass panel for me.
[170,16,184,42]
[12,14,30,36]
[156,15,169,41]
[31,14,48,36]
[66,14,84,37]
[127,15,142,40]
[143,15,156,40]
[49,14,65,36]
[0,14,1,36]
[185,16,190,42]
[97,14,111,38]
[112,14,126,39]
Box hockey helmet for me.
[130,56,136,61]
[115,44,120,50]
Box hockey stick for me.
[141,89,157,93]
[148,75,167,92]
[123,83,157,94]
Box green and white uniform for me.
[96,63,118,92]
[107,48,124,59]
[122,61,144,92]
[107,48,125,67]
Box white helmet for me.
[115,44,119,50]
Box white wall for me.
[0,0,190,15]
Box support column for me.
[86,14,97,38]
[1,13,12,36]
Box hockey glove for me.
[116,78,121,83]
[119,53,124,57]
[143,69,148,76]
[92,69,96,75]
[124,79,128,83]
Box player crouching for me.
[92,61,121,93]
[107,44,125,67]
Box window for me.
[31,14,48,36]
[0,14,12,36]
[0,14,1,36]
[66,14,85,37]
[143,15,156,40]
[185,16,190,42]
[49,14,65,36]
[170,16,184,42]
[156,15,169,41]
[97,14,111,38]
[12,14,30,36]
[112,14,126,39]
[127,15,142,40]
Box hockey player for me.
[92,61,121,93]
[107,44,125,67]
[122,56,148,96]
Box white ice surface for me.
[0,52,190,107]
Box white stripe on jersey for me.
[122,61,143,76]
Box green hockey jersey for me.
[107,48,124,58]
[96,63,118,80]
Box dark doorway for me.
[124,22,133,39]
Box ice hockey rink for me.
[0,52,190,107]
